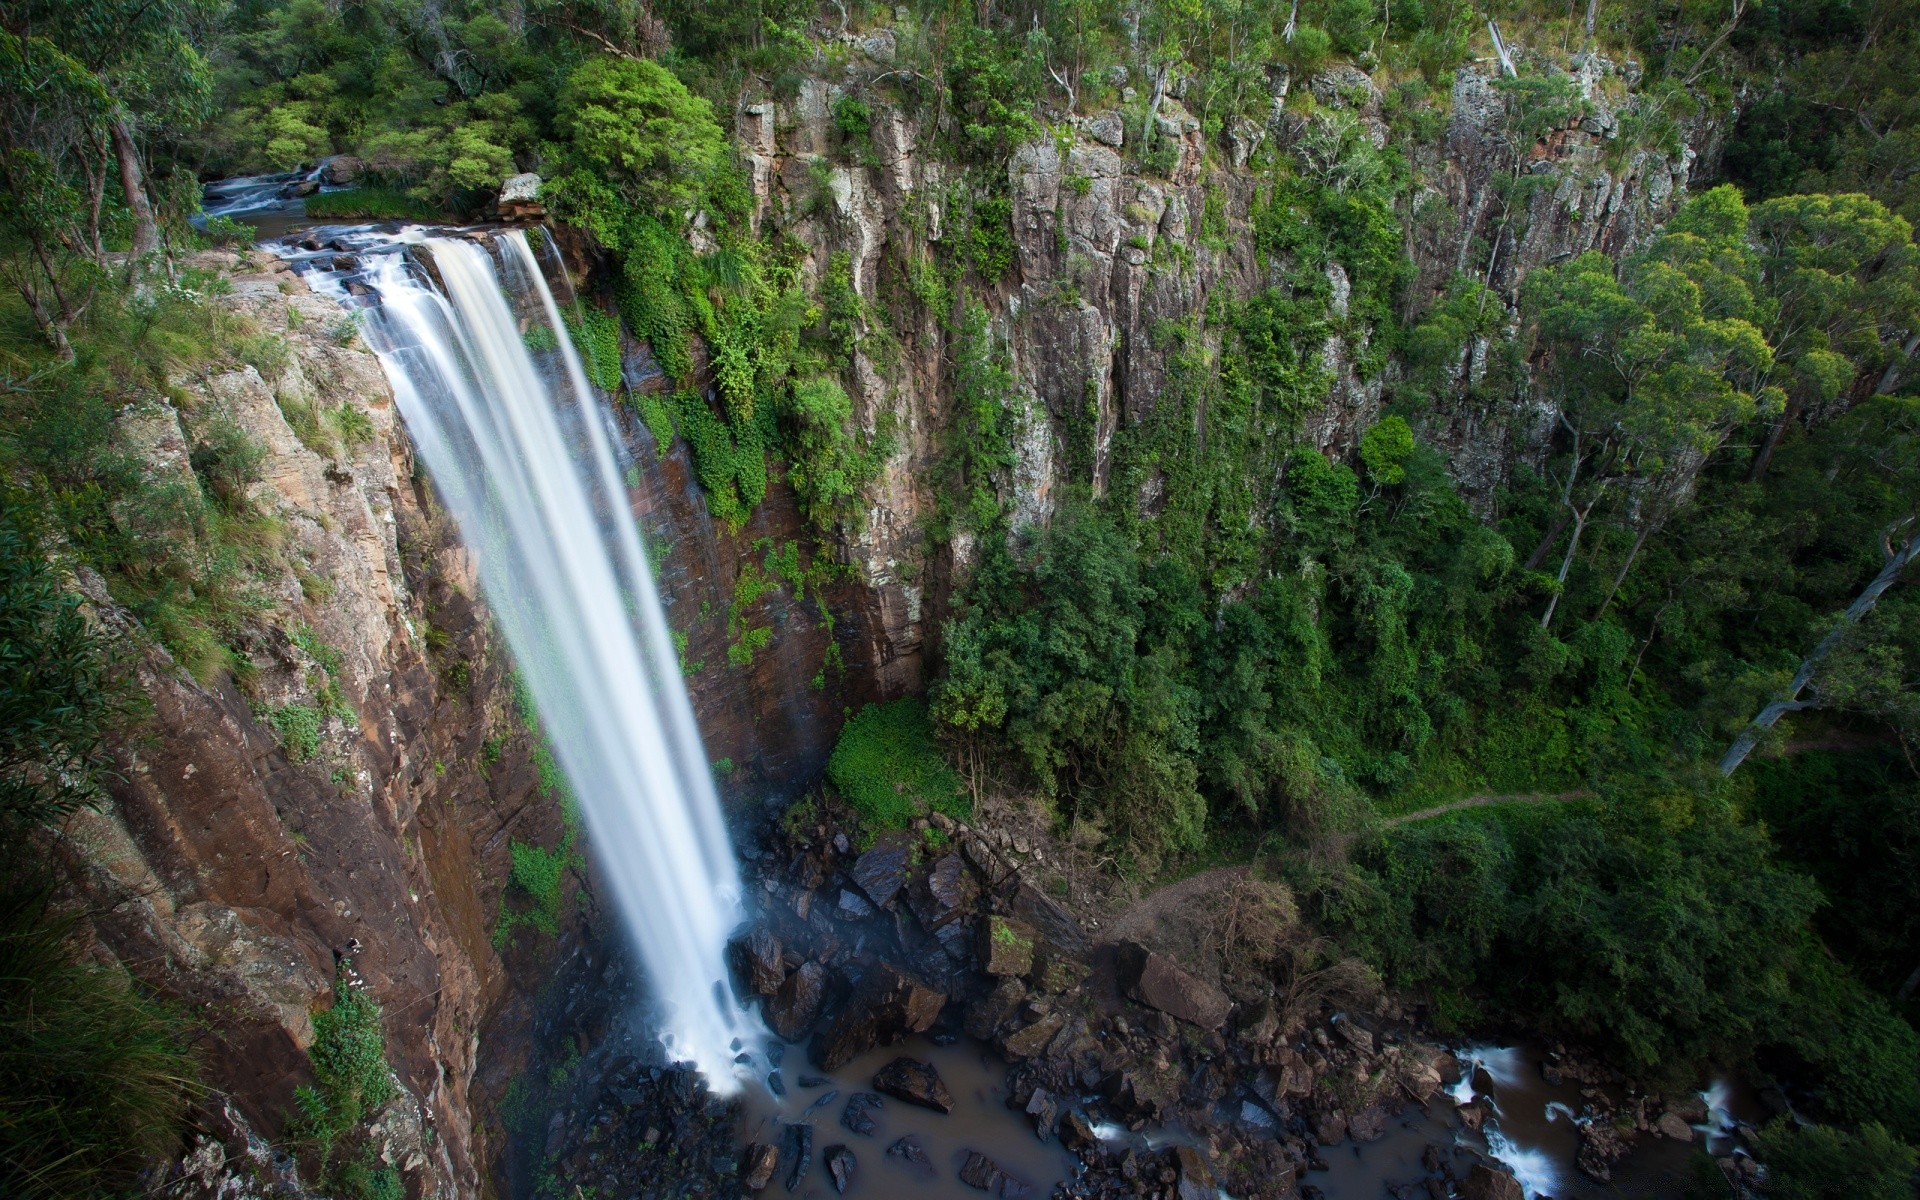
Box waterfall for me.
[312,228,751,1092]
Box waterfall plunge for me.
[339,229,752,1091]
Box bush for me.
[0,883,195,1199]
[303,187,447,221]
[293,966,393,1173]
[827,698,969,829]
[1752,1118,1918,1200]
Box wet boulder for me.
[849,830,912,908]
[1115,941,1231,1030]
[823,1144,857,1194]
[1312,1109,1348,1146]
[1656,1111,1695,1141]
[742,1142,779,1190]
[783,1123,813,1192]
[978,915,1038,976]
[1349,1105,1389,1142]
[959,1150,1031,1198]
[887,1135,936,1178]
[734,927,786,996]
[1024,1087,1058,1141]
[1002,1014,1064,1061]
[1458,1163,1524,1200]
[812,961,946,1071]
[766,961,828,1042]
[1174,1145,1217,1200]
[841,1092,884,1136]
[836,888,877,920]
[873,1056,955,1113]
[909,853,979,931]
[964,976,1027,1040]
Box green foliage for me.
[302,187,448,222]
[0,882,196,1199]
[672,391,766,529]
[826,699,969,830]
[1302,790,1820,1073]
[563,303,623,393]
[783,376,888,535]
[549,57,727,226]
[292,965,393,1174]
[1752,1119,1918,1200]
[1358,416,1414,485]
[0,501,135,829]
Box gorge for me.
[3,2,1920,1200]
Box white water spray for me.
[325,229,752,1091]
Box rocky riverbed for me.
[523,794,1765,1200]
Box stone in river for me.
[958,1150,1030,1198]
[841,1092,884,1136]
[823,1144,856,1194]
[886,1134,936,1178]
[872,1056,954,1113]
[741,1142,779,1190]
[783,1123,813,1193]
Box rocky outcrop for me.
[61,251,590,1198]
[722,34,1723,667]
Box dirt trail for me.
[1099,791,1590,944]
[1382,789,1592,826]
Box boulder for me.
[735,927,785,996]
[1349,1105,1388,1142]
[496,172,544,219]
[979,915,1038,976]
[887,1134,936,1178]
[835,888,876,919]
[319,155,363,185]
[766,961,827,1041]
[783,1123,813,1192]
[1024,1088,1058,1141]
[1003,1014,1064,1061]
[811,961,946,1071]
[1115,942,1231,1030]
[1458,1100,1489,1132]
[1060,1109,1099,1150]
[849,831,912,908]
[823,1144,856,1194]
[1458,1163,1525,1200]
[959,1150,1031,1198]
[1174,1145,1217,1200]
[841,1092,884,1136]
[1313,1109,1348,1146]
[741,1142,779,1190]
[873,1056,954,1113]
[909,853,979,931]
[964,976,1027,1040]
[1657,1111,1695,1141]
[1087,111,1126,147]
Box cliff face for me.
[735,46,1718,646]
[59,253,583,1199]
[54,43,1729,1200]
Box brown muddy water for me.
[741,1037,1761,1200]
[739,1034,1079,1198]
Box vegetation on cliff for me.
[4,0,1920,1188]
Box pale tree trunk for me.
[1539,488,1602,631]
[1488,18,1518,77]
[110,113,159,260]
[1583,0,1600,48]
[1719,521,1920,775]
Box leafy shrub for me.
[827,698,970,829]
[0,884,195,1199]
[293,967,393,1173]
[1752,1118,1917,1200]
[303,187,447,221]
[564,304,623,393]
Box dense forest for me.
[3,0,1920,1195]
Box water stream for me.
[284,224,756,1093]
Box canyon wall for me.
[53,38,1728,1200]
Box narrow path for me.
[1097,792,1590,944]
[1383,789,1592,827]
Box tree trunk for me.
[1875,332,1919,396]
[1719,522,1920,775]
[1488,18,1518,77]
[1583,0,1600,46]
[1539,495,1598,631]
[1748,393,1805,481]
[1597,523,1652,617]
[110,113,159,260]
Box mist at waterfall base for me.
[305,227,755,1093]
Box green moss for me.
[826,698,970,830]
[303,187,449,222]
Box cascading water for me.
[303,227,753,1092]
